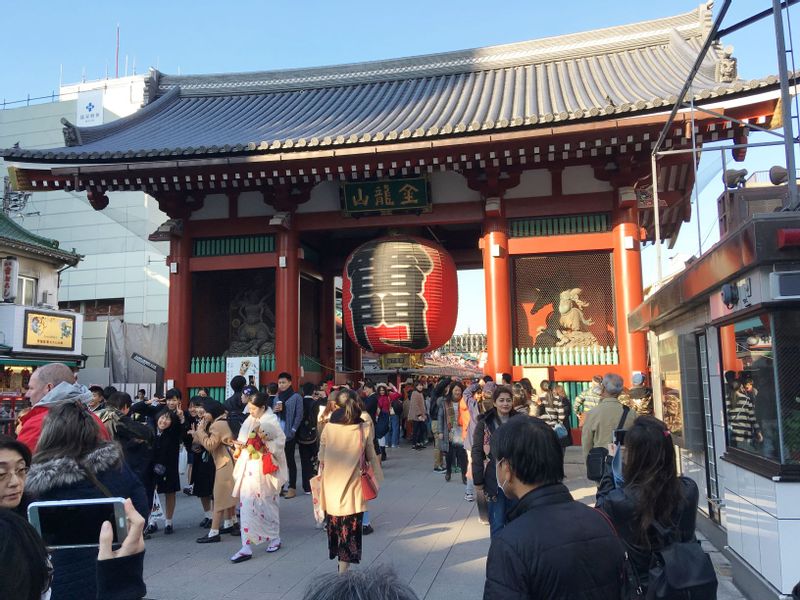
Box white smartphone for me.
[27,498,127,549]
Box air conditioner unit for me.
[769,271,800,300]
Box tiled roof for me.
[1,3,775,163]
[0,212,81,265]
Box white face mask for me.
[497,458,510,497]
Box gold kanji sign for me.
[342,178,431,215]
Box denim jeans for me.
[389,414,401,447]
[487,488,508,537]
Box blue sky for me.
[1,1,797,333]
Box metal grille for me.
[512,252,616,361]
[773,310,800,464]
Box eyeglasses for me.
[0,466,29,483]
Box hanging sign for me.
[225,356,259,397]
[76,89,104,127]
[23,310,76,350]
[342,178,431,216]
[2,257,19,302]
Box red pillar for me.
[319,273,336,380]
[165,231,192,397]
[275,228,300,382]
[481,216,512,380]
[612,208,647,386]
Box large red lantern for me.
[342,236,458,354]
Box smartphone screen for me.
[30,500,123,548]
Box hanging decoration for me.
[342,235,458,354]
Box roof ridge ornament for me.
[60,118,82,147]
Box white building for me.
[0,76,169,383]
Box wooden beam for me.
[294,201,484,231]
[189,253,277,272]
[508,232,614,255]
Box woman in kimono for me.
[229,392,288,562]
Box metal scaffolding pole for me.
[773,0,800,209]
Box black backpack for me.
[296,396,318,445]
[643,522,717,599]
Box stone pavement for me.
[141,445,746,600]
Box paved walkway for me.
[141,445,745,600]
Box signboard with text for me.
[225,356,259,397]
[77,89,104,127]
[23,310,76,351]
[342,178,431,216]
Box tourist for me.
[230,392,287,562]
[88,384,106,413]
[24,401,148,599]
[295,382,320,494]
[0,498,148,600]
[374,383,391,461]
[303,564,420,600]
[539,382,568,430]
[317,389,383,573]
[100,392,155,515]
[513,382,533,415]
[472,385,522,536]
[596,416,702,594]
[483,417,624,598]
[727,379,763,450]
[17,362,110,451]
[463,380,488,502]
[136,388,148,402]
[430,378,451,472]
[191,399,238,543]
[183,396,215,528]
[438,382,468,484]
[501,373,513,386]
[274,372,303,499]
[384,382,403,448]
[518,377,534,400]
[0,435,31,513]
[409,380,428,449]
[620,372,653,416]
[225,378,250,438]
[573,374,604,425]
[317,392,338,439]
[144,408,182,535]
[581,373,637,460]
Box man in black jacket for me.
[484,417,623,599]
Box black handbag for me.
[586,406,629,481]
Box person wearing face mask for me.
[483,417,624,599]
[471,385,524,536]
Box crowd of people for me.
[11,361,796,599]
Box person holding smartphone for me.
[0,498,148,600]
[23,401,147,599]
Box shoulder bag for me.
[359,423,379,501]
[586,406,629,481]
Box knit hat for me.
[632,372,646,386]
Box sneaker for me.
[182,485,194,496]
[284,488,297,499]
[433,466,446,472]
[304,491,312,495]
[362,524,374,535]
[464,493,475,502]
[266,538,282,552]
[145,522,158,535]
[164,525,174,535]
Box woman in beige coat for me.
[191,399,237,543]
[318,389,383,573]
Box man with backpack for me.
[295,382,320,495]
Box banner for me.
[2,257,18,302]
[77,89,104,127]
[23,310,75,351]
[226,356,259,397]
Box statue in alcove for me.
[554,288,598,348]
[224,285,276,357]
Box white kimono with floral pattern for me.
[232,410,287,546]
